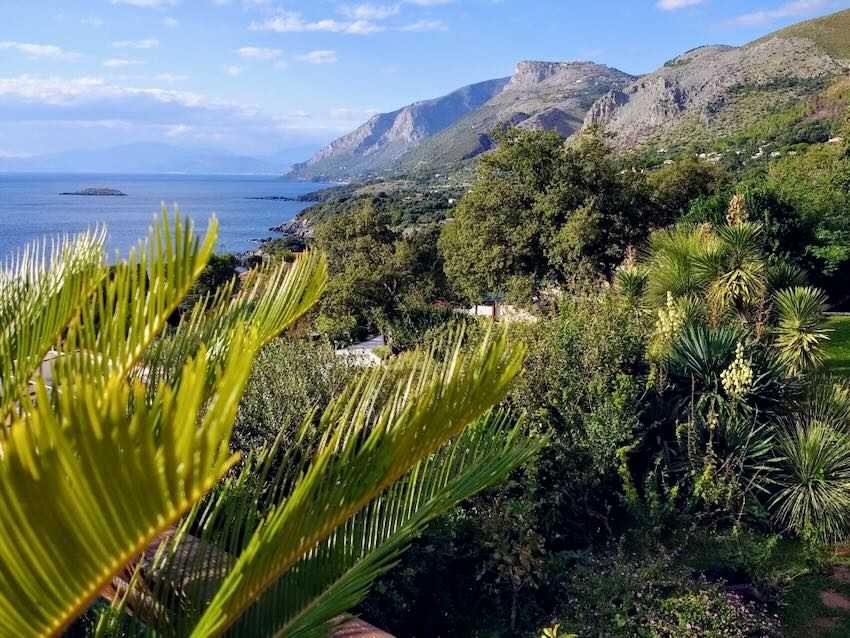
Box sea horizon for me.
[0,172,333,260]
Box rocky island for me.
[60,188,127,196]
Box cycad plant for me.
[0,212,541,637]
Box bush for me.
[553,550,781,637]
[231,337,356,454]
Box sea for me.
[0,173,334,260]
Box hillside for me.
[586,9,850,148]
[287,78,509,181]
[397,61,634,175]
[286,8,850,183]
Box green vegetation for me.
[825,316,850,377]
[0,211,542,636]
[5,69,850,635]
[758,8,850,60]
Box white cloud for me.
[223,64,243,76]
[163,17,179,27]
[236,46,283,61]
[153,73,188,82]
[398,19,447,31]
[0,41,81,60]
[656,0,705,9]
[109,0,176,6]
[103,58,144,67]
[251,11,384,34]
[404,0,454,4]
[81,16,104,26]
[297,50,338,64]
[0,73,347,154]
[273,60,289,70]
[339,3,400,20]
[729,0,828,26]
[113,38,159,49]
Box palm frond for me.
[229,412,542,638]
[0,230,106,421]
[0,212,327,637]
[187,328,526,636]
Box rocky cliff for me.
[288,77,509,181]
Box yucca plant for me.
[772,420,850,543]
[773,286,831,375]
[695,222,766,323]
[0,211,541,637]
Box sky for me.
[1,0,849,158]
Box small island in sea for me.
[60,188,127,197]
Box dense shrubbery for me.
[219,126,850,636]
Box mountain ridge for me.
[287,8,850,182]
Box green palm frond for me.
[185,328,527,636]
[139,251,327,394]
[773,286,831,375]
[213,412,540,638]
[0,211,327,637]
[0,230,106,421]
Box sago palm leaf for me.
[0,230,106,422]
[181,328,526,636]
[121,410,541,638]
[0,213,327,637]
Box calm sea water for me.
[0,173,332,259]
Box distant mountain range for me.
[0,142,323,175]
[288,8,850,182]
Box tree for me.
[179,251,239,312]
[0,211,541,637]
[440,127,657,304]
[315,201,448,342]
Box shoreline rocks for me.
[269,216,314,238]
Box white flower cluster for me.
[721,342,754,399]
[656,291,684,338]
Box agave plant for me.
[772,286,831,375]
[0,212,541,637]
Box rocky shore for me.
[268,216,314,238]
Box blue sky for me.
[1,0,849,157]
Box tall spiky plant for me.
[0,211,542,637]
[773,286,831,375]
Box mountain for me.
[0,142,324,175]
[289,63,633,181]
[397,61,634,174]
[585,9,850,148]
[287,78,510,181]
[288,8,850,182]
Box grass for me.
[782,569,850,638]
[824,316,850,378]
